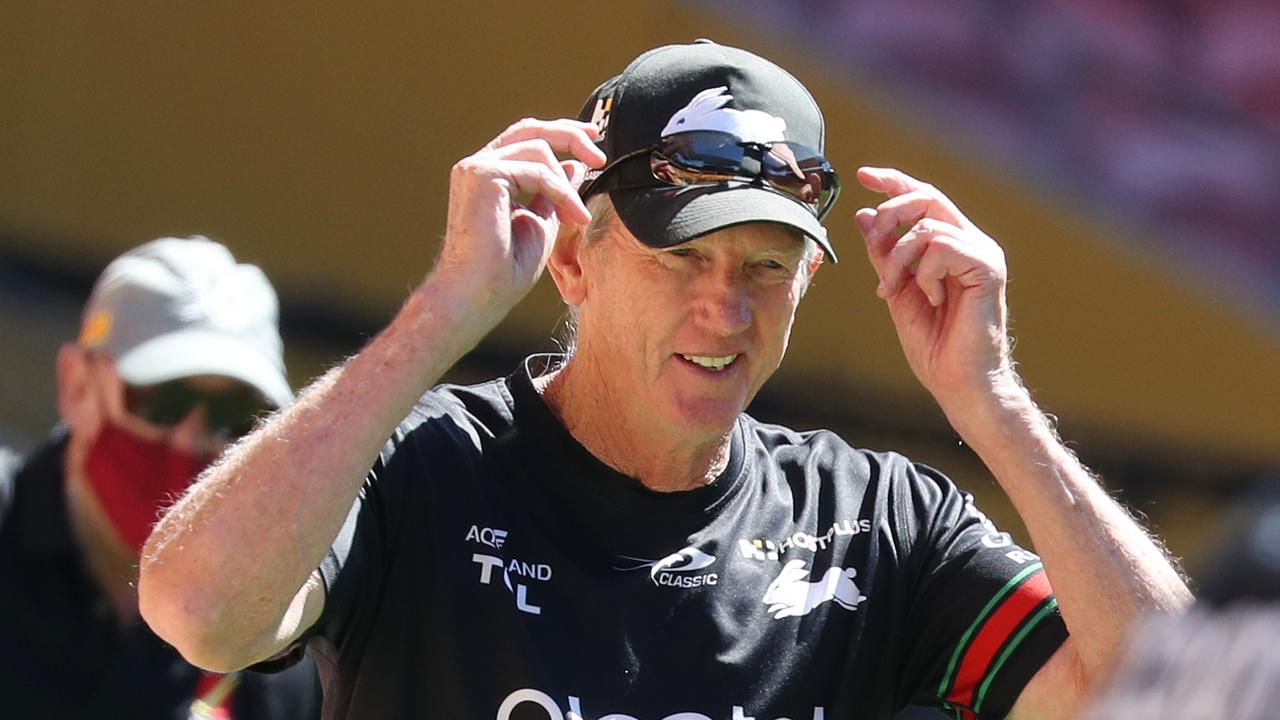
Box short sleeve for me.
[308,388,489,654]
[894,462,1068,720]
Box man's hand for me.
[854,166,1013,411]
[434,118,606,326]
[856,168,1192,719]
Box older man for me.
[0,237,320,718]
[139,42,1189,719]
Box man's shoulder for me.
[0,446,18,522]
[416,375,511,418]
[389,375,514,451]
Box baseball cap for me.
[577,39,838,261]
[77,236,293,408]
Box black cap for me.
[577,40,837,261]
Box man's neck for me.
[535,360,734,493]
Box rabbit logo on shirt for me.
[762,559,866,619]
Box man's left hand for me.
[854,167,1015,411]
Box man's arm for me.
[138,118,604,672]
[854,167,1192,720]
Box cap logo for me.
[660,86,787,143]
[177,275,256,331]
[79,310,113,348]
[589,96,613,139]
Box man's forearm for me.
[139,278,487,670]
[945,380,1193,678]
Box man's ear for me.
[56,344,96,429]
[808,248,825,279]
[799,247,825,298]
[547,222,588,306]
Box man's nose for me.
[693,268,752,336]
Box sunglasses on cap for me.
[124,380,273,440]
[581,130,841,220]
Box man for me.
[139,42,1190,719]
[0,237,321,719]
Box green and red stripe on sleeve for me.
[937,562,1060,720]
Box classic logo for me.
[615,545,718,588]
[660,86,788,143]
[761,559,866,619]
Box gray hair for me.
[554,194,823,359]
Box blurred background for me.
[2,0,1278,699]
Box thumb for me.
[562,160,588,190]
[855,208,876,238]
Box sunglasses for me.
[582,130,841,220]
[124,380,273,439]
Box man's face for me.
[83,356,259,458]
[61,352,270,558]
[574,219,816,437]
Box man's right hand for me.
[432,118,606,326]
[140,119,607,673]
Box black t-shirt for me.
[0,429,322,720]
[303,358,1067,720]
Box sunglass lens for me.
[652,132,839,219]
[656,132,746,181]
[126,381,271,438]
[204,390,270,438]
[762,144,839,218]
[126,382,201,426]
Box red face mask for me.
[83,419,211,555]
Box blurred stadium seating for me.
[714,0,1280,326]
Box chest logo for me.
[762,559,866,619]
[615,545,719,589]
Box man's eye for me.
[668,248,696,258]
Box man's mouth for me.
[678,353,740,372]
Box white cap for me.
[78,236,293,407]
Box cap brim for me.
[114,330,294,408]
[609,184,837,262]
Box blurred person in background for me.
[1079,487,1280,720]
[0,237,321,719]
[140,42,1189,719]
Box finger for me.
[913,244,952,307]
[913,230,1007,306]
[475,158,592,225]
[860,167,975,232]
[869,190,966,241]
[486,139,571,181]
[879,219,966,299]
[562,160,587,190]
[855,207,876,238]
[526,191,557,223]
[878,223,932,298]
[485,118,607,168]
[856,166,926,198]
[857,207,892,283]
[510,206,556,269]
